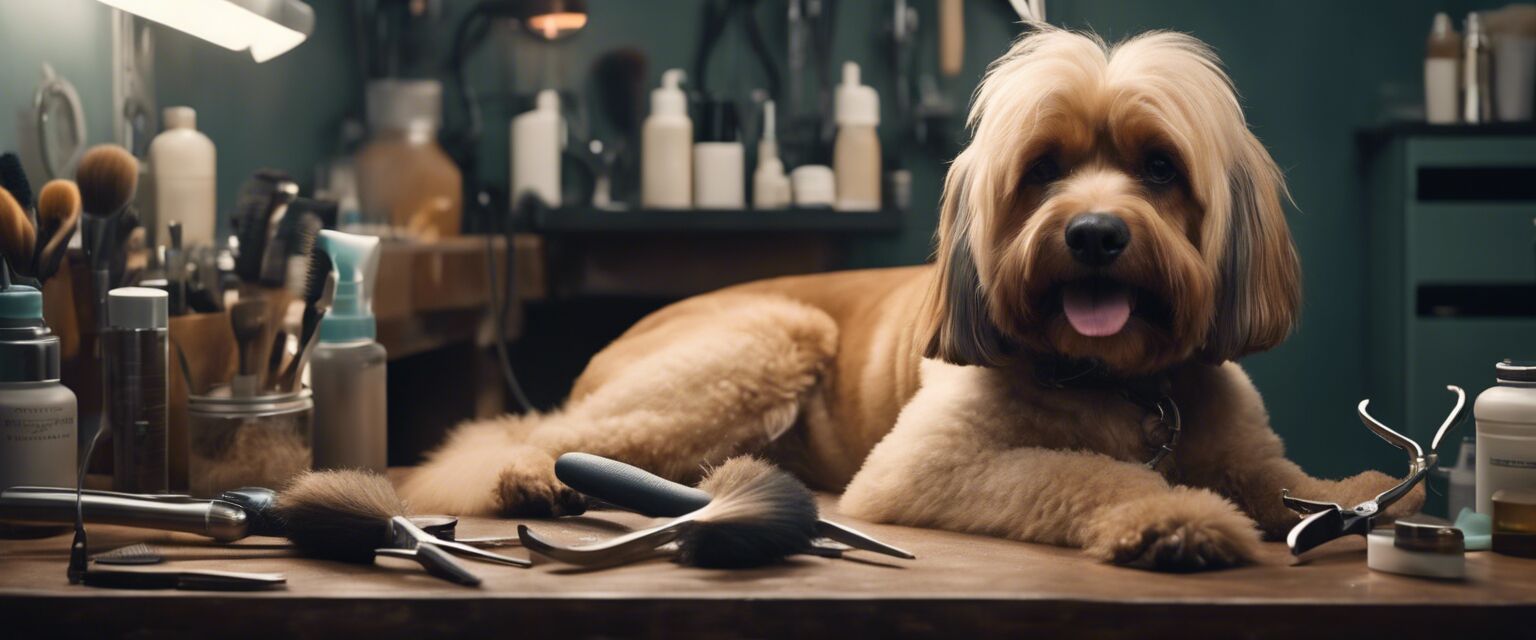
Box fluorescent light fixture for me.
[97,0,315,63]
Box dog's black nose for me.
[1065,213,1130,267]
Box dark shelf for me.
[523,206,904,234]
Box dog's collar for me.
[1030,356,1183,471]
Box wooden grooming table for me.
[1,493,1532,639]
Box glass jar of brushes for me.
[187,386,313,497]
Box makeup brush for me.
[33,180,80,282]
[0,187,35,281]
[519,456,819,569]
[75,145,138,331]
[1,152,34,213]
[229,297,268,397]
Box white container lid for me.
[163,106,196,130]
[835,62,879,127]
[109,287,169,330]
[652,69,688,118]
[791,165,836,206]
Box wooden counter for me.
[1,495,1532,639]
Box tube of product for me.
[104,287,169,493]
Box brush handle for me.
[555,453,710,517]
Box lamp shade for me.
[97,0,315,63]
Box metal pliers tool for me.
[1282,385,1469,556]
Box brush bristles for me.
[275,470,406,563]
[75,145,138,217]
[0,153,33,210]
[34,180,81,274]
[0,187,35,276]
[676,457,819,569]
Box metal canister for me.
[187,386,313,497]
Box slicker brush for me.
[274,470,406,564]
[33,180,80,281]
[0,186,35,281]
[519,456,820,569]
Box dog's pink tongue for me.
[1062,284,1133,337]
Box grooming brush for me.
[229,297,268,397]
[520,457,820,569]
[164,221,185,315]
[0,187,36,281]
[265,329,288,392]
[94,542,164,565]
[275,470,530,586]
[32,180,81,282]
[278,243,331,392]
[1,152,34,213]
[75,145,139,330]
[555,452,914,559]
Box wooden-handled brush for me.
[75,145,138,331]
[0,186,36,284]
[33,180,81,282]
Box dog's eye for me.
[1024,157,1062,185]
[1142,153,1179,186]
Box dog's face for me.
[925,27,1301,376]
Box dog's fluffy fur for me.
[404,26,1419,571]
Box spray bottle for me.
[310,230,387,472]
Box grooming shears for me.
[374,516,532,587]
[1282,385,1469,556]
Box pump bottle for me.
[833,62,881,212]
[0,282,76,493]
[642,69,693,209]
[310,230,388,472]
[511,90,564,209]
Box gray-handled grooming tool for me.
[555,453,915,560]
[1282,385,1469,556]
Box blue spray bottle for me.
[310,230,387,472]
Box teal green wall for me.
[1,1,1511,479]
[0,0,115,177]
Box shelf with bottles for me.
[520,206,904,235]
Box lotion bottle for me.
[0,282,76,493]
[511,90,564,208]
[833,62,881,212]
[1475,360,1536,515]
[642,70,692,209]
[752,100,791,210]
[694,98,745,209]
[310,230,388,473]
[148,106,216,246]
[1425,13,1461,124]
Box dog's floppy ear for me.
[923,150,1009,367]
[1203,136,1301,362]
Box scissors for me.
[1282,385,1469,556]
[373,516,532,587]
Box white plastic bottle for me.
[310,230,388,473]
[694,99,745,209]
[752,100,791,210]
[643,69,693,209]
[1474,360,1536,515]
[148,106,216,246]
[833,62,881,212]
[1424,13,1461,124]
[511,90,563,208]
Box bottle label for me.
[0,400,77,488]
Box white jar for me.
[148,106,216,247]
[1474,360,1536,515]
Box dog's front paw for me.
[495,447,589,517]
[1085,487,1260,572]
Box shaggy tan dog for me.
[404,26,1418,571]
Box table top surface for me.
[2,495,1533,638]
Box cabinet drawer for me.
[1409,203,1536,283]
